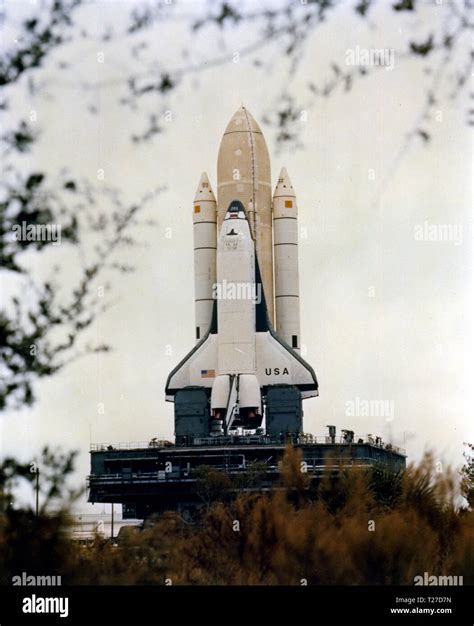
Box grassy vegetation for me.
[1,445,473,585]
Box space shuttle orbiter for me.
[166,107,318,438]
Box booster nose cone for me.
[273,167,295,198]
[194,171,216,202]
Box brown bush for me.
[1,447,472,585]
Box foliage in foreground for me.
[0,446,473,585]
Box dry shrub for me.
[160,449,472,585]
[1,448,472,585]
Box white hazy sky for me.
[1,0,472,512]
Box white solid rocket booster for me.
[273,168,301,352]
[193,172,217,342]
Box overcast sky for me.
[1,0,472,512]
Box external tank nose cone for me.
[222,106,263,136]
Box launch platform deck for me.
[88,434,406,520]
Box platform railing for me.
[90,440,173,451]
[87,453,405,488]
[90,436,405,456]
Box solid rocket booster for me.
[272,168,301,352]
[217,107,274,325]
[193,172,217,342]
